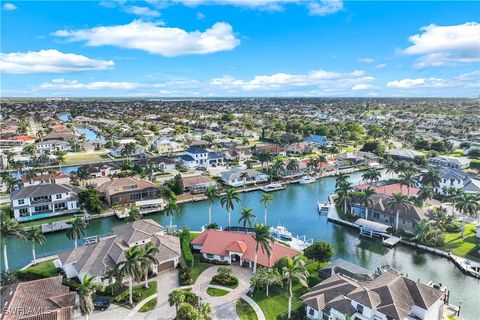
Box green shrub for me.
[199,256,229,265]
[114,289,143,304]
[211,274,239,288]
[17,269,52,281]
[181,227,194,268]
[62,278,81,291]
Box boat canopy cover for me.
[355,218,389,233]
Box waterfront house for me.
[224,147,252,161]
[184,147,209,167]
[220,169,269,187]
[80,162,122,179]
[83,139,105,152]
[429,156,470,169]
[336,151,380,166]
[35,140,71,153]
[109,144,146,158]
[256,145,287,156]
[301,266,444,320]
[286,142,310,154]
[305,135,329,147]
[435,167,480,195]
[58,220,181,284]
[152,137,184,154]
[385,148,422,161]
[0,136,36,148]
[20,171,70,187]
[136,156,176,171]
[191,229,300,268]
[0,276,76,320]
[356,182,420,197]
[10,183,80,222]
[351,193,428,233]
[182,175,217,194]
[99,176,161,205]
[207,151,225,166]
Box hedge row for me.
[181,227,194,268]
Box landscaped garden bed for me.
[206,287,229,297]
[209,266,239,289]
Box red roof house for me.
[191,230,301,268]
[356,183,419,197]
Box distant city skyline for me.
[1,1,479,97]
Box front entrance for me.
[231,254,241,265]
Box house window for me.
[19,208,29,216]
[308,308,315,316]
[206,254,214,259]
[18,199,25,205]
[356,304,364,314]
[56,194,62,199]
[373,212,380,219]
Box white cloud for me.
[0,49,114,74]
[2,3,17,11]
[40,79,142,90]
[307,0,343,16]
[123,5,161,17]
[402,22,480,67]
[375,63,387,69]
[387,72,480,90]
[358,57,375,64]
[53,20,240,57]
[172,0,343,15]
[196,12,206,20]
[352,84,376,91]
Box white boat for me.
[269,225,313,251]
[260,183,286,192]
[318,201,329,214]
[270,225,293,242]
[299,175,316,184]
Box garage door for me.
[157,260,175,273]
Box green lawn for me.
[103,281,158,309]
[190,232,201,241]
[20,259,58,278]
[139,298,157,312]
[19,213,79,228]
[207,287,229,297]
[441,223,479,261]
[236,298,258,320]
[252,283,308,320]
[63,150,109,165]
[189,254,213,284]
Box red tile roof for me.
[192,230,300,268]
[356,183,419,197]
[11,136,36,141]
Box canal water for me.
[1,171,479,318]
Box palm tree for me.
[144,162,156,181]
[335,181,353,215]
[117,246,145,305]
[259,193,273,225]
[286,158,299,173]
[168,289,186,314]
[239,208,256,232]
[384,157,397,177]
[104,266,120,296]
[252,224,273,273]
[27,227,46,265]
[204,186,219,225]
[335,172,348,188]
[420,167,440,188]
[164,198,180,228]
[78,274,104,320]
[66,217,87,249]
[417,186,435,206]
[220,187,240,227]
[141,242,159,288]
[270,158,285,179]
[455,193,480,237]
[358,187,376,220]
[388,193,410,232]
[240,171,249,189]
[0,213,27,270]
[127,206,141,222]
[282,256,309,319]
[399,170,416,196]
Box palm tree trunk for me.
[228,209,231,227]
[129,277,133,305]
[395,211,400,231]
[253,251,258,273]
[461,212,465,238]
[208,204,212,225]
[365,207,369,220]
[264,208,267,225]
[344,199,347,217]
[32,243,37,265]
[74,238,78,249]
[266,284,269,296]
[3,243,9,271]
[144,270,149,288]
[85,315,89,320]
[170,215,173,228]
[287,279,292,319]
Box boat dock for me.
[260,183,286,192]
[383,236,401,247]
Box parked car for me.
[93,298,110,311]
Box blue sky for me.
[1,1,479,97]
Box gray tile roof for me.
[11,183,77,200]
